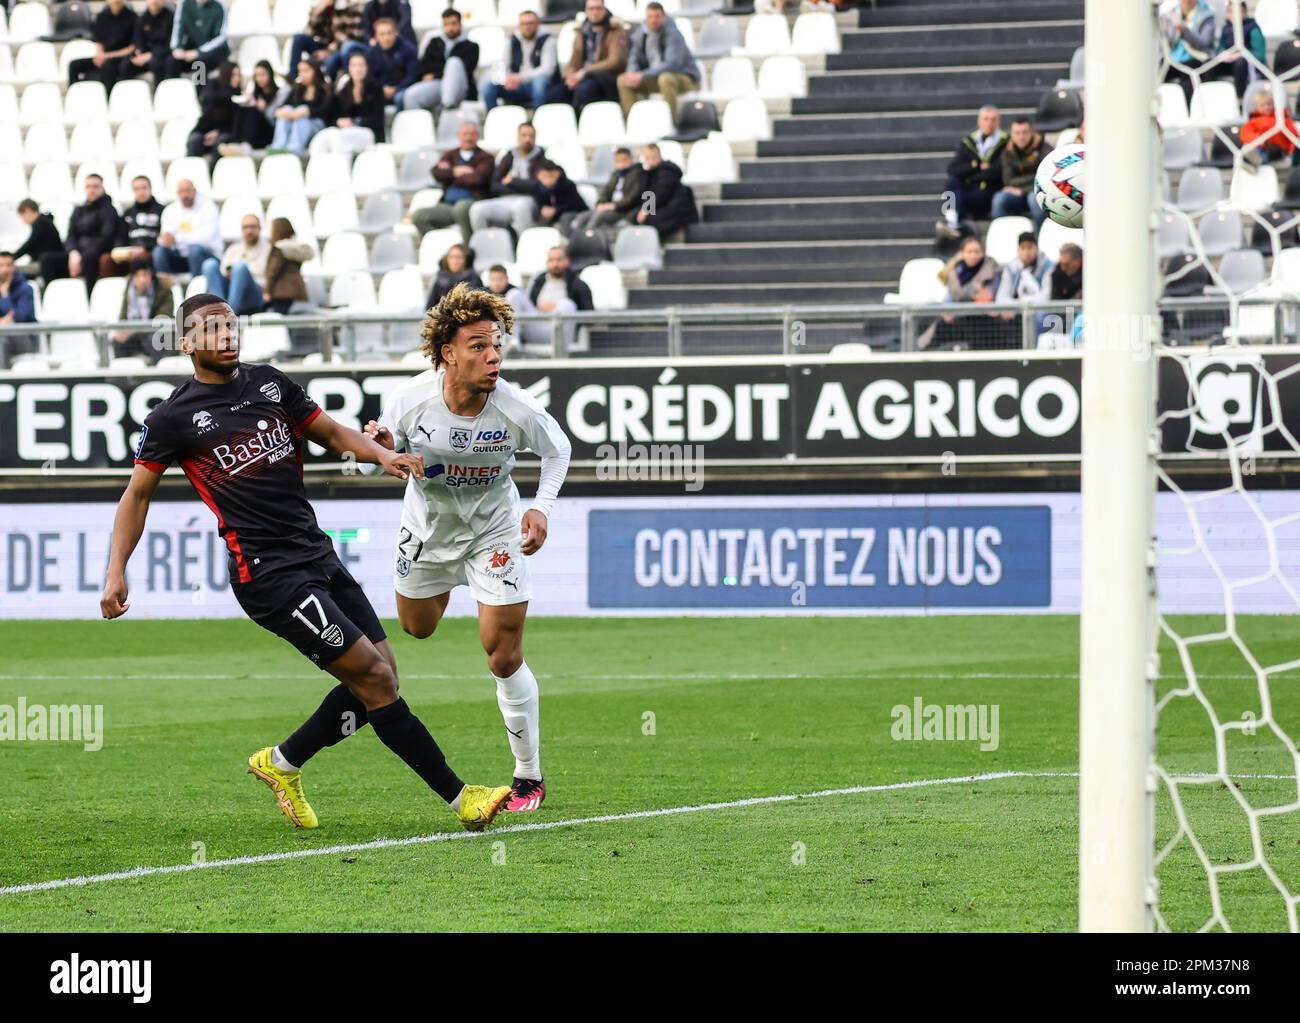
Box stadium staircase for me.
[607,0,1084,353]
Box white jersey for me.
[371,368,572,558]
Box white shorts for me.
[393,527,531,605]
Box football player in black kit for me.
[100,294,512,831]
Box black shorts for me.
[232,553,386,669]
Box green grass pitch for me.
[0,615,1296,932]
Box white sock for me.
[271,745,299,772]
[450,785,464,812]
[494,661,541,781]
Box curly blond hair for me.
[418,283,515,365]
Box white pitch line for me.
[0,770,1071,897]
[3,768,1295,897]
[2,672,1297,683]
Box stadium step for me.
[661,241,932,269]
[585,323,872,356]
[700,198,935,223]
[737,155,950,180]
[647,263,909,286]
[626,284,890,307]
[859,1,1084,29]
[770,111,1018,139]
[685,219,933,243]
[826,42,1080,72]
[840,22,1083,51]
[721,176,943,200]
[792,88,1054,115]
[807,65,1067,98]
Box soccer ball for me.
[1034,144,1086,230]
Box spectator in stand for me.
[362,0,415,46]
[219,60,288,156]
[367,17,420,107]
[414,120,494,242]
[918,235,1002,349]
[636,142,697,239]
[484,263,531,347]
[546,0,629,112]
[617,2,699,120]
[1051,243,1083,301]
[1162,0,1216,103]
[937,105,1006,238]
[991,117,1051,228]
[187,61,241,160]
[102,175,165,279]
[262,218,315,314]
[40,175,121,288]
[994,232,1053,304]
[289,0,366,81]
[153,178,221,276]
[113,259,173,362]
[13,200,63,272]
[1202,1,1266,99]
[483,10,557,111]
[571,146,645,235]
[270,59,332,155]
[426,244,483,307]
[129,0,175,85]
[470,122,546,236]
[68,0,139,91]
[334,49,387,142]
[532,160,588,236]
[526,246,592,349]
[404,8,477,112]
[168,0,230,81]
[202,214,270,315]
[1240,89,1296,164]
[0,251,37,361]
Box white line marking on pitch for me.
[2,769,1292,897]
[2,672,1295,683]
[0,770,1068,896]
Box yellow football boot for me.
[456,784,512,832]
[247,747,319,829]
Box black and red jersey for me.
[134,363,333,583]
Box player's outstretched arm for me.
[306,410,425,481]
[101,464,163,619]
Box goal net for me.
[1081,0,1300,932]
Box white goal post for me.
[1078,0,1160,932]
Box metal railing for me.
[0,296,1290,370]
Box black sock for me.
[280,684,369,768]
[367,698,464,804]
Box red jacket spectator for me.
[1240,94,1297,157]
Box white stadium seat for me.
[109,79,153,124]
[14,41,59,83]
[238,34,282,75]
[379,267,427,313]
[266,193,314,244]
[418,226,463,270]
[0,164,27,204]
[391,109,436,154]
[23,122,68,167]
[219,194,266,241]
[259,153,307,199]
[1190,81,1242,127]
[329,269,377,308]
[790,12,840,55]
[758,56,807,99]
[165,156,213,199]
[884,258,946,305]
[683,136,736,185]
[320,231,370,275]
[89,277,128,323]
[153,78,199,123]
[272,0,310,35]
[18,81,60,126]
[625,99,674,145]
[228,0,272,37]
[312,191,362,238]
[120,159,165,199]
[1229,163,1279,212]
[735,13,791,57]
[579,262,627,311]
[531,103,579,147]
[304,152,353,198]
[482,104,528,151]
[5,3,52,45]
[1256,0,1300,38]
[211,156,260,201]
[722,97,772,142]
[984,216,1035,266]
[351,148,398,196]
[708,57,757,101]
[578,101,627,146]
[74,161,121,200]
[1157,83,1191,129]
[1038,217,1084,259]
[64,81,109,126]
[159,117,193,161]
[543,142,588,182]
[27,160,74,208]
[612,225,662,270]
[57,39,97,81]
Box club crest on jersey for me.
[192,410,218,433]
[450,427,471,451]
[395,556,412,577]
[485,547,516,579]
[321,624,344,647]
[260,382,281,403]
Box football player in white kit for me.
[363,283,571,813]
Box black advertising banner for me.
[0,351,1298,472]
